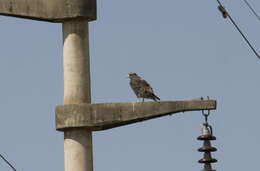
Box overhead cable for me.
[0,154,16,171]
[243,0,260,22]
[216,0,260,60]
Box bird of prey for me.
[128,73,160,102]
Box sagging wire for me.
[216,0,260,60]
[0,154,16,171]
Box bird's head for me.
[128,72,138,79]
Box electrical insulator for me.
[197,125,217,171]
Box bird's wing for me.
[138,79,154,93]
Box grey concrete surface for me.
[63,20,93,171]
[0,0,96,22]
[56,100,216,131]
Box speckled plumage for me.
[128,73,160,102]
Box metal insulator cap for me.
[198,158,217,163]
[198,146,217,152]
[197,135,216,141]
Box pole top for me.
[0,0,96,22]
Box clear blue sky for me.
[1,0,260,170]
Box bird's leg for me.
[142,98,144,102]
[137,98,140,103]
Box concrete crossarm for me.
[0,0,96,22]
[56,100,216,131]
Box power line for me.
[0,154,16,171]
[215,0,260,60]
[243,0,260,22]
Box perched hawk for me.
[128,73,160,102]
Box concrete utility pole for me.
[0,1,96,171]
[63,20,93,171]
[0,1,217,171]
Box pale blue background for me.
[1,0,260,170]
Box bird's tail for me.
[152,94,160,101]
